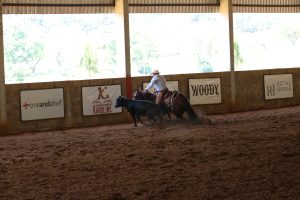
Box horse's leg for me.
[153,113,163,126]
[175,114,185,120]
[158,114,162,124]
[159,103,172,120]
[165,106,172,120]
[155,108,163,125]
[149,114,156,125]
[147,109,163,126]
[171,105,185,120]
[167,112,172,120]
[144,110,155,125]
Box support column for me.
[115,0,132,98]
[220,0,235,108]
[64,84,72,126]
[0,3,7,133]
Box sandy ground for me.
[0,106,300,200]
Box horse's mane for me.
[134,89,156,101]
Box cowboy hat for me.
[151,69,160,75]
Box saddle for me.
[160,89,178,108]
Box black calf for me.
[115,96,164,127]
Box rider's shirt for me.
[146,74,167,92]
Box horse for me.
[133,89,201,122]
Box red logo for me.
[23,102,30,109]
[98,87,109,100]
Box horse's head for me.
[133,89,144,100]
[133,89,156,102]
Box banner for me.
[142,81,179,93]
[264,74,293,100]
[20,88,64,121]
[189,78,221,105]
[82,85,122,116]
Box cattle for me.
[115,96,166,127]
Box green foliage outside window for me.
[3,14,119,84]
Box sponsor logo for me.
[23,102,30,109]
[22,99,63,110]
[266,80,292,97]
[93,86,112,114]
[93,100,112,114]
[191,84,220,96]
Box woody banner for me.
[82,85,122,116]
[189,78,222,105]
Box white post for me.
[220,0,235,106]
[115,0,132,98]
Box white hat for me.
[151,69,160,75]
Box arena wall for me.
[2,68,300,135]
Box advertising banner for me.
[189,78,221,105]
[264,74,293,100]
[82,85,122,116]
[142,81,179,93]
[20,88,64,121]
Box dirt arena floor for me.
[1,106,300,200]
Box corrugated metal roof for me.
[233,0,300,13]
[1,0,115,14]
[233,0,299,5]
[129,0,219,5]
[2,0,300,14]
[2,0,115,4]
[128,0,220,13]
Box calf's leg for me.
[130,112,137,127]
[136,115,143,124]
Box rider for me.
[145,69,168,104]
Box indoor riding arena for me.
[0,1,300,200]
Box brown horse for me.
[133,89,200,122]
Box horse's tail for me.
[186,106,198,121]
[173,92,198,121]
[186,106,213,124]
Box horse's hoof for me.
[205,118,212,124]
